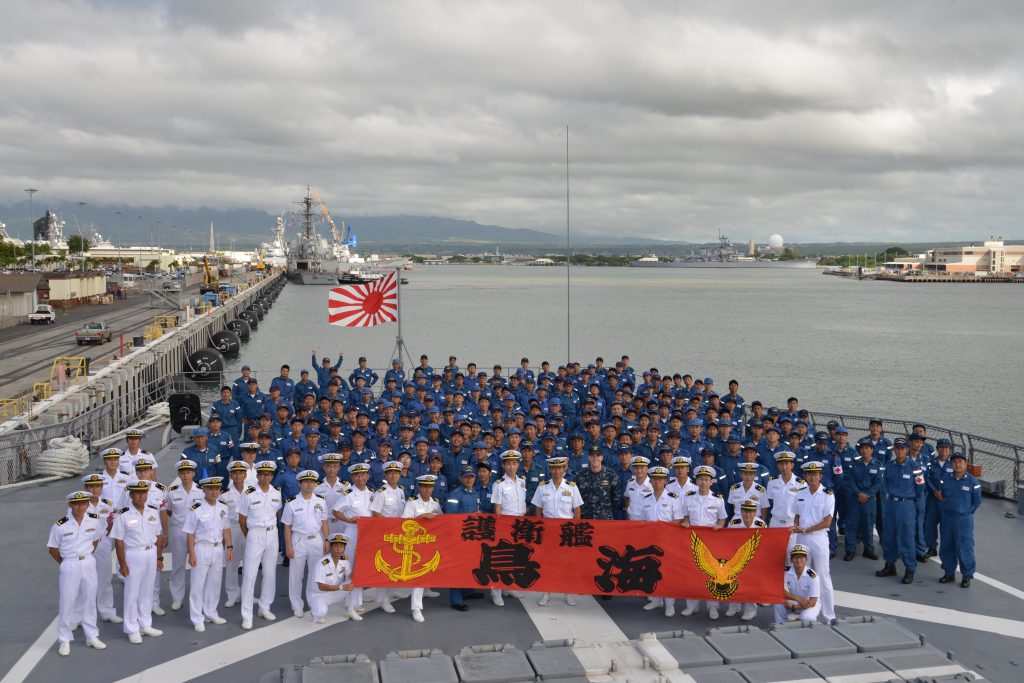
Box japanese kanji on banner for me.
[353,515,788,602]
[328,271,398,327]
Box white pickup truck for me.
[28,305,57,324]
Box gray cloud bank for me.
[2,0,1022,242]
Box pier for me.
[0,271,286,485]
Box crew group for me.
[47,353,982,654]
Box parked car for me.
[161,280,182,290]
[28,305,57,324]
[75,321,112,345]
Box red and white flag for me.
[327,272,399,327]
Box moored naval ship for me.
[258,217,288,268]
[631,232,818,268]
[286,189,344,285]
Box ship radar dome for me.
[768,234,784,249]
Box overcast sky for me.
[2,0,1022,242]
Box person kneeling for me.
[308,534,354,624]
[773,544,820,624]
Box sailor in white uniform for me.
[368,461,407,613]
[184,476,232,631]
[110,481,164,644]
[530,457,583,607]
[237,460,283,630]
[308,533,354,624]
[774,544,821,624]
[792,460,835,623]
[218,461,250,607]
[48,491,106,656]
[639,466,684,617]
[681,465,727,619]
[725,499,767,621]
[488,450,528,606]
[282,469,329,618]
[402,474,443,623]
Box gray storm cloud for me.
[1,0,1022,242]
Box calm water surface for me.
[226,267,1023,445]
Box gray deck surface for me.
[2,430,1021,682]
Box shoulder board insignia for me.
[154,482,166,490]
[568,481,576,486]
[796,477,805,484]
[686,490,696,495]
[807,568,817,578]
[431,497,439,502]
[342,488,353,495]
[87,512,99,519]
[190,502,202,510]
[824,488,833,495]
[285,496,296,503]
[770,475,779,480]
[755,484,766,492]
[146,503,159,510]
[169,484,180,491]
[117,507,129,514]
[314,493,325,499]
[728,518,741,525]
[408,496,416,501]
[753,518,766,527]
[102,498,113,505]
[272,485,281,491]
[57,516,68,525]
[642,492,653,498]
[667,492,678,498]
[730,483,740,489]
[245,486,256,494]
[217,499,227,505]
[321,558,330,565]
[713,492,724,498]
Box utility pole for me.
[24,188,38,270]
[115,210,123,270]
[77,201,87,272]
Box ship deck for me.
[2,428,1022,682]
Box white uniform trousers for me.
[57,555,98,643]
[240,526,278,620]
[76,537,116,623]
[123,547,157,634]
[189,541,225,625]
[309,588,350,620]
[796,531,834,621]
[769,518,797,558]
[345,529,364,609]
[168,523,190,604]
[223,521,246,603]
[685,598,719,612]
[287,535,322,613]
[410,587,425,612]
[774,600,821,624]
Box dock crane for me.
[199,255,219,294]
[314,190,354,247]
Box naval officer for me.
[237,460,283,630]
[791,460,835,624]
[489,450,528,606]
[184,476,232,631]
[531,456,583,607]
[774,544,821,624]
[111,481,164,644]
[402,474,443,623]
[282,469,329,618]
[309,533,355,624]
[48,491,106,656]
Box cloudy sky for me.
[2,0,1022,242]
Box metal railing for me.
[0,375,174,486]
[810,411,1022,502]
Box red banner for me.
[353,515,788,603]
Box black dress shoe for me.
[901,571,915,584]
[875,565,897,577]
[915,554,929,563]
[464,592,485,600]
[600,595,612,601]
[843,552,855,561]
[451,603,470,611]
[925,548,937,558]
[960,578,971,588]
[829,552,836,559]
[282,557,290,567]
[939,574,955,583]
[863,550,879,560]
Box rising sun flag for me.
[327,272,399,327]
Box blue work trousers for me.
[914,491,927,555]
[939,512,975,578]
[845,494,876,553]
[924,495,942,551]
[882,497,917,571]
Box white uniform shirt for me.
[47,513,102,557]
[490,475,527,516]
[766,475,806,524]
[182,500,229,543]
[728,482,769,514]
[369,484,406,517]
[530,479,583,519]
[116,480,167,511]
[102,471,130,504]
[87,498,116,536]
[110,504,162,548]
[794,486,835,533]
[233,461,258,489]
[683,491,727,527]
[236,485,282,528]
[784,565,820,601]
[312,554,351,592]
[625,477,654,520]
[219,484,247,525]
[282,494,328,537]
[403,496,442,518]
[667,476,697,498]
[315,478,349,520]
[728,516,767,528]
[640,490,684,522]
[334,486,373,536]
[167,483,204,527]
[120,448,146,474]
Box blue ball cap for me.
[472,440,488,450]
[893,437,909,447]
[193,427,209,437]
[834,425,849,434]
[936,438,953,447]
[686,419,702,427]
[241,364,251,371]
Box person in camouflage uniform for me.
[575,446,623,520]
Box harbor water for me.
[222,266,1022,446]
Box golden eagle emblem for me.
[690,530,761,600]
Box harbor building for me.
[922,237,1023,274]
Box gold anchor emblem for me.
[374,519,441,582]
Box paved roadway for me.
[0,272,257,403]
[1,425,1021,682]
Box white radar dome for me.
[768,234,784,249]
